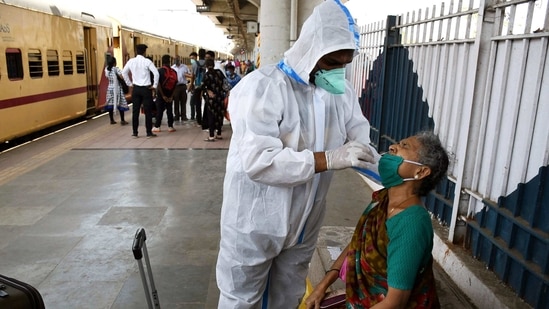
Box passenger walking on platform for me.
[304,132,449,309]
[234,58,241,75]
[216,1,380,308]
[200,51,218,129]
[172,56,191,121]
[239,60,247,76]
[104,56,129,125]
[200,59,228,141]
[225,64,241,88]
[223,64,240,122]
[244,60,254,75]
[188,49,207,125]
[122,44,159,138]
[152,55,177,133]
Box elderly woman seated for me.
[305,131,449,309]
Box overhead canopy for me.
[190,0,259,55]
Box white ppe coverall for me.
[216,0,378,308]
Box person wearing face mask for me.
[200,59,228,141]
[188,49,207,124]
[216,1,380,308]
[304,131,449,309]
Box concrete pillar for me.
[259,0,291,66]
[258,0,325,66]
[297,0,323,30]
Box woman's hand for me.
[207,90,215,98]
[304,286,328,309]
[304,246,348,308]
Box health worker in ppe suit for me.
[216,0,381,308]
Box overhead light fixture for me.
[246,21,258,34]
[196,5,210,12]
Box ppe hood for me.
[282,0,359,84]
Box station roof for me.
[190,0,259,54]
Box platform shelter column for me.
[258,0,323,66]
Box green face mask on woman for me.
[378,153,424,188]
[314,68,346,94]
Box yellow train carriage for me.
[174,41,196,65]
[118,27,198,69]
[0,1,229,145]
[119,28,173,67]
[0,0,112,144]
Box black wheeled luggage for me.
[132,228,161,309]
[0,274,45,309]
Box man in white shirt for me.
[122,44,159,138]
[171,56,191,121]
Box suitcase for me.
[0,274,45,309]
[319,289,346,309]
[132,228,161,309]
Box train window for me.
[6,48,24,80]
[76,51,85,74]
[63,51,73,75]
[28,49,43,78]
[47,50,60,76]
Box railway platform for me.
[0,107,515,308]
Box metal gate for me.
[349,0,549,308]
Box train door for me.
[83,26,99,111]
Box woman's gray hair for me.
[415,131,449,196]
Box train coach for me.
[0,0,214,147]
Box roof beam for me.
[226,0,248,50]
[247,0,259,8]
[200,11,257,20]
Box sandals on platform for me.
[204,137,216,142]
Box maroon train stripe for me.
[0,86,88,110]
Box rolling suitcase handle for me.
[0,274,45,309]
[132,228,161,309]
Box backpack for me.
[161,66,178,92]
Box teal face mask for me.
[314,68,346,94]
[191,59,197,64]
[378,153,423,188]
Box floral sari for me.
[344,189,440,308]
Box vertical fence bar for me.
[450,0,492,242]
[378,16,398,150]
[501,38,529,195]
